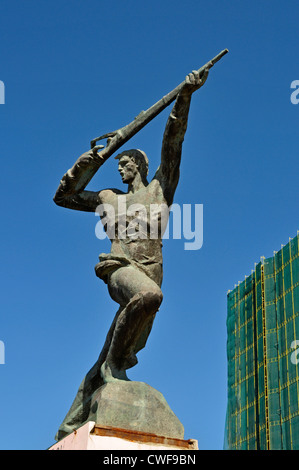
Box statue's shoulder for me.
[147,175,164,194]
[98,188,125,203]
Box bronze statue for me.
[53,51,228,440]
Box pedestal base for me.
[56,380,185,441]
[49,421,198,451]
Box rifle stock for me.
[91,49,228,155]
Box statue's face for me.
[118,156,139,184]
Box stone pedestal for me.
[56,380,186,442]
[49,421,198,451]
[89,381,184,439]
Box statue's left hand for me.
[78,146,105,166]
[91,144,105,155]
[88,145,105,161]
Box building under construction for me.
[225,232,299,450]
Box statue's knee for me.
[141,289,163,313]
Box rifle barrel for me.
[91,49,228,151]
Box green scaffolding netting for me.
[225,233,299,450]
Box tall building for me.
[225,233,299,450]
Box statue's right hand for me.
[182,68,209,95]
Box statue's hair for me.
[115,149,149,178]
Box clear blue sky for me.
[1,0,299,450]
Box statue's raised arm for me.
[154,68,209,206]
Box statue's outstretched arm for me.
[53,148,106,212]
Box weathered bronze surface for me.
[53,51,227,441]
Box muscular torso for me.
[97,178,169,286]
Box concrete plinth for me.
[49,421,198,451]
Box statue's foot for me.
[100,360,130,383]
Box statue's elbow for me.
[53,191,65,207]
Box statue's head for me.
[115,149,149,184]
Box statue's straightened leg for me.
[55,306,123,441]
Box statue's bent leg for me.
[101,266,163,382]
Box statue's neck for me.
[127,174,148,194]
